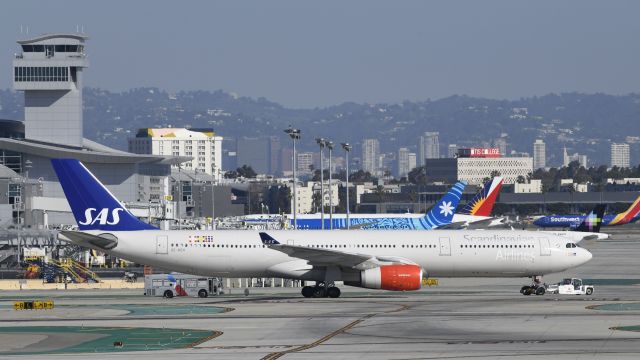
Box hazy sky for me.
[2,0,639,107]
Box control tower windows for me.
[21,44,80,53]
[14,66,69,82]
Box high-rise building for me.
[493,137,508,156]
[563,146,588,168]
[362,138,380,175]
[13,34,88,147]
[611,143,630,168]
[397,147,416,178]
[233,136,282,175]
[419,132,440,164]
[533,139,546,169]
[447,144,458,158]
[297,152,315,174]
[129,128,223,178]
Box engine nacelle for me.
[351,264,423,291]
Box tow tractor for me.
[545,278,594,295]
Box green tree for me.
[236,165,257,178]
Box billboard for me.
[458,148,501,158]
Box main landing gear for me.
[301,282,341,298]
[520,275,545,296]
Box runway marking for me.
[260,302,411,360]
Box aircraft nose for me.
[580,248,593,264]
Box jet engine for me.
[346,264,423,291]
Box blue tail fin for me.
[421,181,466,228]
[51,159,157,231]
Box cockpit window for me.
[566,243,577,248]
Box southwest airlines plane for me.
[533,195,640,228]
[53,159,591,298]
[246,177,504,230]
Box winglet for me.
[574,204,606,233]
[259,232,280,245]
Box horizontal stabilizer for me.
[59,230,118,250]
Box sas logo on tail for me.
[79,208,124,226]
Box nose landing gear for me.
[520,275,545,296]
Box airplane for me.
[266,177,504,230]
[539,204,609,242]
[533,195,640,228]
[52,159,592,298]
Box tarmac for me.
[2,229,640,359]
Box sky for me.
[1,0,639,108]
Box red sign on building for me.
[458,148,501,158]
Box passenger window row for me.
[460,244,534,249]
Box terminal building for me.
[4,33,188,227]
[426,147,534,185]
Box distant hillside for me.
[1,88,639,166]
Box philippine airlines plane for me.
[279,177,504,230]
[533,195,640,228]
[53,159,591,298]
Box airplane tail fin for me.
[607,195,640,226]
[51,159,157,231]
[457,177,503,216]
[574,204,606,233]
[421,181,466,228]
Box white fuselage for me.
[77,230,592,281]
[243,213,505,228]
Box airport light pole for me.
[315,138,326,229]
[285,127,301,229]
[327,140,334,229]
[341,143,352,228]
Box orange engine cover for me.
[360,264,423,291]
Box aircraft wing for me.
[259,232,416,270]
[58,230,118,250]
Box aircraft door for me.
[156,235,168,254]
[439,237,451,256]
[539,237,551,256]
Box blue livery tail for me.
[421,181,466,228]
[51,159,157,231]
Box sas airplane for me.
[533,195,640,229]
[276,177,504,230]
[53,159,591,298]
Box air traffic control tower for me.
[12,34,88,147]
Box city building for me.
[611,143,630,168]
[562,146,588,168]
[493,136,508,156]
[397,147,416,178]
[289,181,339,214]
[419,132,439,164]
[361,139,380,175]
[233,136,280,175]
[447,144,458,158]
[533,139,546,169]
[129,128,223,178]
[296,152,315,175]
[425,149,533,185]
[514,179,542,193]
